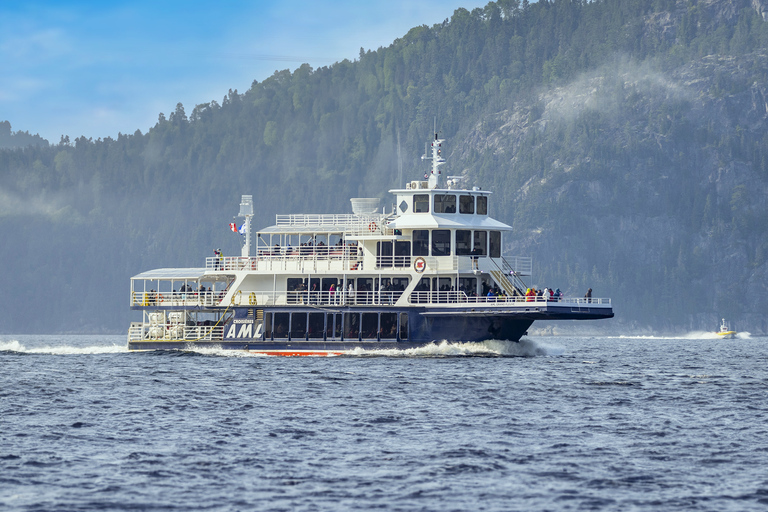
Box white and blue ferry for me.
[128,134,613,355]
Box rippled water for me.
[1,333,767,511]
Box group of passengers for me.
[260,239,360,259]
[525,287,563,302]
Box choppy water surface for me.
[1,334,767,511]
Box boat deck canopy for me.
[131,268,208,281]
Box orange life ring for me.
[368,222,377,232]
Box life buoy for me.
[249,292,257,305]
[158,293,164,303]
[369,221,377,232]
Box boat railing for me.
[408,292,611,306]
[131,288,610,309]
[206,247,365,273]
[131,291,227,307]
[274,214,393,236]
[128,323,226,342]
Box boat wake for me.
[618,331,752,340]
[0,339,128,355]
[346,338,563,357]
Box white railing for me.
[273,214,392,237]
[131,291,226,307]
[408,292,611,306]
[128,324,226,342]
[131,287,610,310]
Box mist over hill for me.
[1,0,767,335]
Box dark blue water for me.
[2,334,767,511]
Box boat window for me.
[459,277,477,297]
[431,229,451,256]
[456,230,471,256]
[395,240,411,267]
[287,278,304,304]
[459,195,474,214]
[322,278,338,294]
[264,312,273,339]
[290,313,306,339]
[381,313,397,339]
[274,312,289,339]
[392,277,409,291]
[413,230,429,256]
[343,313,359,340]
[356,278,373,304]
[490,231,501,258]
[477,196,488,215]
[308,313,324,339]
[362,313,378,339]
[327,313,341,339]
[377,241,393,268]
[399,313,408,340]
[473,231,487,255]
[414,194,430,213]
[434,194,456,213]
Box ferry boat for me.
[128,133,613,355]
[717,318,736,339]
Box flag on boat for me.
[229,222,237,232]
[238,224,246,235]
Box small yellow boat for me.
[717,318,736,339]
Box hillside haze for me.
[1,0,767,335]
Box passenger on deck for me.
[526,288,535,302]
[471,246,480,269]
[585,288,592,303]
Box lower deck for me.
[127,301,613,352]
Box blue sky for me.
[1,0,487,143]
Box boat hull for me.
[127,303,613,354]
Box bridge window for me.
[456,230,471,255]
[431,229,451,256]
[413,230,429,256]
[477,196,488,215]
[473,231,487,255]
[414,194,429,213]
[434,194,456,213]
[490,231,501,258]
[459,195,474,214]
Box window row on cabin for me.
[412,194,488,214]
[379,230,501,258]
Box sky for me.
[0,0,487,143]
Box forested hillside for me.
[2,0,767,334]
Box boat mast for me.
[239,195,253,257]
[422,123,446,189]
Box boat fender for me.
[369,221,377,232]
[249,292,257,305]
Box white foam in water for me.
[619,331,753,340]
[346,338,563,357]
[182,345,273,357]
[0,339,128,355]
